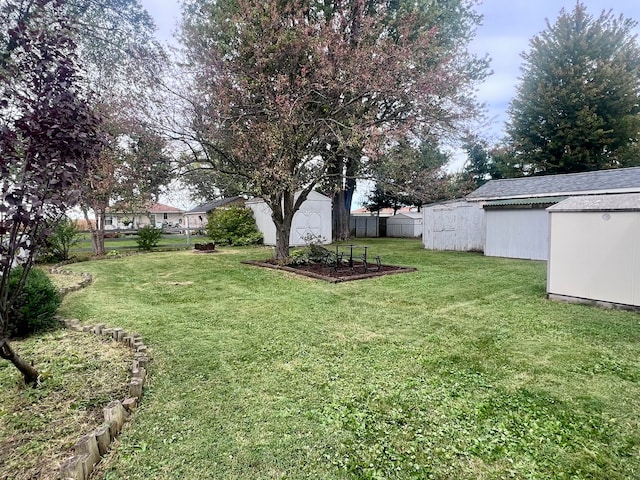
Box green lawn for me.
[57,239,640,479]
[70,233,210,254]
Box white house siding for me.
[149,212,183,228]
[547,197,640,307]
[484,209,548,260]
[183,212,207,230]
[105,211,183,230]
[246,191,332,246]
[423,201,484,251]
[105,213,153,230]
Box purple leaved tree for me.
[0,0,102,385]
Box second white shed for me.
[246,190,332,246]
[386,212,423,238]
[422,200,485,252]
[547,193,640,309]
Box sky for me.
[469,0,640,140]
[139,0,640,141]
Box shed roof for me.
[547,193,640,212]
[484,196,567,208]
[107,202,183,214]
[390,212,423,219]
[187,196,245,213]
[466,167,640,201]
[147,203,184,213]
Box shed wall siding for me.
[423,201,484,251]
[387,217,422,237]
[547,211,640,306]
[246,192,332,246]
[485,209,548,260]
[349,216,380,238]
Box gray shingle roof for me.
[547,193,640,212]
[466,166,640,201]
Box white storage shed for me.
[245,190,332,246]
[547,193,640,309]
[387,212,422,238]
[483,197,564,261]
[465,166,640,260]
[422,200,485,252]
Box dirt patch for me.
[243,260,416,283]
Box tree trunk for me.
[271,191,297,260]
[274,220,292,260]
[0,338,39,386]
[83,205,106,255]
[333,189,350,241]
[333,157,357,241]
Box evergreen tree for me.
[506,3,640,174]
[369,140,452,209]
[463,137,525,185]
[462,137,492,187]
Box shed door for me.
[293,210,322,244]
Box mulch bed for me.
[243,260,416,283]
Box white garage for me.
[483,197,564,261]
[245,190,332,246]
[547,193,640,309]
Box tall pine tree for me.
[506,3,640,174]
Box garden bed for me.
[243,260,416,282]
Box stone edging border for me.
[49,263,150,480]
[58,320,151,480]
[49,265,93,296]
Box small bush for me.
[206,206,263,246]
[41,217,81,263]
[288,244,335,265]
[136,225,163,250]
[8,267,62,338]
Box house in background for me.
[246,190,332,246]
[105,202,184,230]
[183,196,247,230]
[351,206,417,217]
[423,166,640,260]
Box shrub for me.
[136,225,163,250]
[8,267,62,338]
[41,216,81,263]
[206,206,263,246]
[288,244,336,265]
